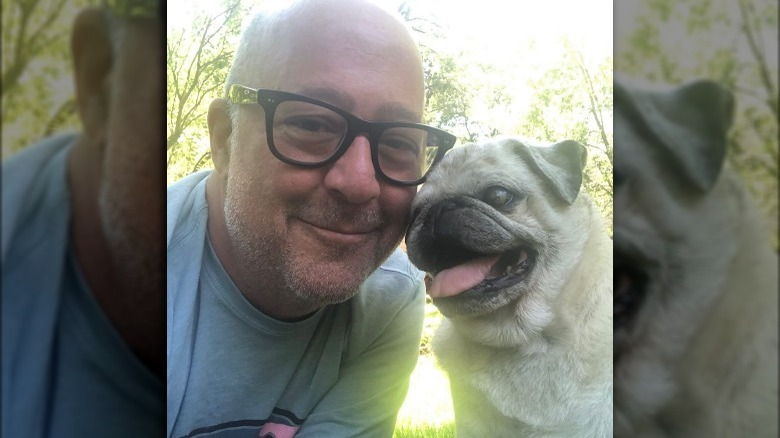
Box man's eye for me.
[382,136,419,153]
[287,117,333,133]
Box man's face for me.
[221,13,424,306]
[100,17,164,294]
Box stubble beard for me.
[98,181,162,298]
[223,175,399,311]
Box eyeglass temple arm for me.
[228,84,259,104]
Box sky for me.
[404,0,612,62]
[166,0,613,69]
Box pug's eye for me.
[482,186,516,208]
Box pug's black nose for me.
[431,198,467,241]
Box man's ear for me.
[208,98,233,173]
[71,8,113,147]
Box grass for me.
[393,422,455,438]
[393,302,455,438]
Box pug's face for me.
[405,138,586,318]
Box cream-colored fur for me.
[407,139,613,437]
[613,77,778,437]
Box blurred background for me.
[3,0,775,436]
[1,0,97,159]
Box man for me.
[167,0,455,436]
[1,2,164,436]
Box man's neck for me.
[67,136,164,376]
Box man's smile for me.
[293,217,379,246]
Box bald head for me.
[225,0,423,103]
[205,0,428,319]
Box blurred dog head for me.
[614,74,733,350]
[613,76,741,432]
[613,77,734,356]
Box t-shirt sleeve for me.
[296,253,426,437]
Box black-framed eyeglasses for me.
[228,84,457,186]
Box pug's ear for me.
[509,139,587,205]
[615,78,733,192]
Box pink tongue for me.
[429,255,501,298]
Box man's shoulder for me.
[341,247,425,358]
[167,169,212,214]
[2,134,75,261]
[353,247,425,310]
[167,170,211,247]
[2,133,75,193]
[168,170,212,194]
[375,247,423,283]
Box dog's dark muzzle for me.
[407,196,523,274]
[613,238,655,335]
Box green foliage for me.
[166,0,245,183]
[393,422,455,438]
[422,48,474,134]
[519,42,614,226]
[419,296,443,356]
[1,0,95,159]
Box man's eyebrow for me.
[375,104,422,124]
[298,87,422,123]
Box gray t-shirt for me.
[46,247,164,436]
[167,171,425,438]
[2,134,164,437]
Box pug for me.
[613,77,778,437]
[406,138,613,437]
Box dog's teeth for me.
[518,250,528,263]
[507,250,530,274]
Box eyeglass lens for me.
[272,100,441,183]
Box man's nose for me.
[323,135,381,204]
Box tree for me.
[166,0,245,183]
[399,2,492,144]
[1,0,91,158]
[518,42,614,227]
[399,2,613,225]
